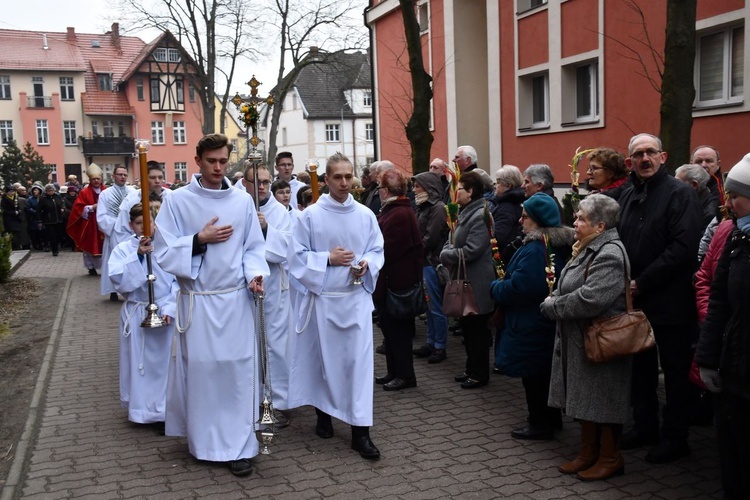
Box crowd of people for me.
[1,131,748,498]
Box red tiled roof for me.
[0,29,86,71]
[81,92,135,116]
[90,60,113,74]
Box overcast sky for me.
[1,0,280,97]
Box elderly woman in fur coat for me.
[540,194,632,482]
[491,193,574,441]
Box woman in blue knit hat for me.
[491,192,574,440]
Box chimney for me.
[111,22,120,50]
[66,27,76,41]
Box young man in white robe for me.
[109,202,178,428]
[287,152,385,460]
[153,134,269,478]
[98,165,135,301]
[114,162,171,245]
[235,163,293,427]
[274,151,305,210]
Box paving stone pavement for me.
[2,251,722,499]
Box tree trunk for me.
[659,0,696,174]
[398,0,433,174]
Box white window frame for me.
[59,77,75,101]
[151,121,165,144]
[154,48,167,61]
[365,122,374,141]
[0,75,10,99]
[325,123,340,143]
[103,120,114,138]
[36,119,49,145]
[174,161,187,182]
[695,24,744,108]
[0,120,13,145]
[98,74,112,91]
[518,71,550,131]
[173,121,187,144]
[168,48,181,62]
[363,90,372,107]
[417,1,429,33]
[518,0,548,14]
[63,121,77,146]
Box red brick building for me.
[366,0,749,180]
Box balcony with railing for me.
[26,96,54,108]
[81,136,136,156]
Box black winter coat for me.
[618,167,703,325]
[696,228,750,400]
[38,193,65,225]
[490,187,524,250]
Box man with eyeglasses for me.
[97,165,135,300]
[617,133,703,464]
[237,162,294,429]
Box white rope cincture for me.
[174,285,245,334]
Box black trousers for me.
[380,311,416,380]
[44,223,63,254]
[522,374,561,429]
[460,313,492,382]
[630,322,695,442]
[715,392,750,499]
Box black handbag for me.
[385,211,428,319]
[386,281,428,319]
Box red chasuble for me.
[66,185,105,255]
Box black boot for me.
[315,408,333,439]
[351,426,380,460]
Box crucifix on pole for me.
[232,76,275,210]
[231,76,277,454]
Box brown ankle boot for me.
[577,424,624,481]
[559,420,599,474]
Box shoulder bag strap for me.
[583,241,633,312]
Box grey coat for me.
[539,228,632,424]
[440,198,495,315]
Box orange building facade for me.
[0,25,205,185]
[366,0,750,180]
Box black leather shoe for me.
[454,372,470,383]
[460,378,488,389]
[621,428,660,450]
[428,349,446,364]
[315,416,334,439]
[511,425,554,441]
[412,344,434,358]
[229,458,254,477]
[375,373,395,385]
[273,409,290,429]
[351,436,380,460]
[492,366,502,374]
[110,292,119,302]
[645,439,691,464]
[88,268,98,276]
[383,377,417,391]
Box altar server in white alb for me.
[109,202,178,428]
[153,134,269,478]
[114,162,171,245]
[236,162,293,427]
[98,165,135,301]
[288,152,385,460]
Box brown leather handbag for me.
[443,249,479,317]
[583,244,656,363]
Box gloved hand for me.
[699,367,722,393]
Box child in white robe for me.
[109,202,178,426]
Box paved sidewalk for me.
[3,251,721,499]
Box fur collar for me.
[522,226,575,248]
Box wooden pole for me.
[138,142,151,235]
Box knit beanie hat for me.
[523,192,561,228]
[726,153,750,199]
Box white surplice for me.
[287,193,384,426]
[153,175,269,462]
[109,235,178,424]
[97,184,134,295]
[114,188,171,249]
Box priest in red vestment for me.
[66,163,106,275]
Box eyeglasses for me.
[630,148,662,160]
[587,166,605,173]
[247,180,271,186]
